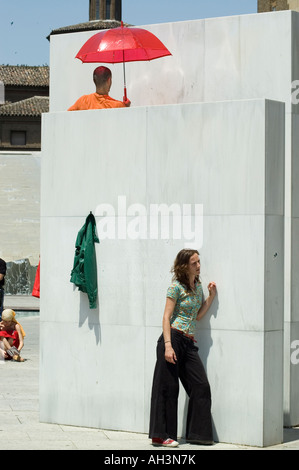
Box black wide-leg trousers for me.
[149,328,212,441]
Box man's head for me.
[93,66,112,92]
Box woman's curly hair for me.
[171,249,200,292]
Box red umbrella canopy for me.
[76,23,171,102]
[76,23,172,64]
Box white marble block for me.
[40,98,284,447]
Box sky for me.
[0,0,258,66]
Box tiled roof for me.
[0,96,49,117]
[0,65,49,87]
[47,19,130,39]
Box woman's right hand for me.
[165,343,177,364]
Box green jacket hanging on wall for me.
[70,212,99,309]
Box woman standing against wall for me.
[149,249,217,448]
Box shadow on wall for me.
[181,293,219,440]
[5,258,38,295]
[78,289,101,346]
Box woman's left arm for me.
[196,282,217,321]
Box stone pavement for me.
[1,312,299,451]
[4,294,40,312]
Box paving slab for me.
[3,295,40,311]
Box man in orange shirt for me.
[68,66,131,111]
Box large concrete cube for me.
[40,98,284,447]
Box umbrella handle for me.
[122,58,128,102]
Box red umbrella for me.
[76,22,172,101]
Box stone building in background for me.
[258,0,299,12]
[89,0,122,21]
[0,65,49,151]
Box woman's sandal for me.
[12,354,24,362]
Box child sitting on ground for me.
[0,309,25,362]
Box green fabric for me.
[70,213,99,309]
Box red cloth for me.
[32,261,40,298]
[0,329,19,348]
